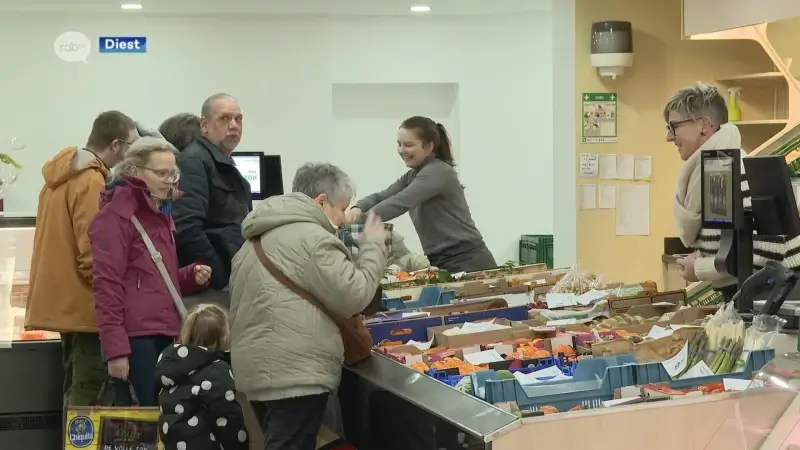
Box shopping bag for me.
[64,381,164,450]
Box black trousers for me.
[251,393,328,450]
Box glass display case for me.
[0,214,63,450]
[0,214,59,342]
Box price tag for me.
[660,341,689,377]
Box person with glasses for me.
[25,111,139,409]
[172,94,252,310]
[666,82,785,292]
[88,137,212,406]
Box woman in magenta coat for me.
[89,137,211,406]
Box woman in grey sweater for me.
[346,116,496,273]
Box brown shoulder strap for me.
[250,238,329,315]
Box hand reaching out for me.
[194,264,212,285]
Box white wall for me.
[0,12,553,263]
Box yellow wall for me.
[574,0,772,285]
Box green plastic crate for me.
[519,234,553,269]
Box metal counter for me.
[341,353,520,449]
[0,340,64,450]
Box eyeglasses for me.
[138,166,181,182]
[118,139,134,146]
[666,119,695,135]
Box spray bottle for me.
[728,87,742,122]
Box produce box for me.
[633,348,775,390]
[591,327,702,362]
[64,407,163,450]
[483,354,637,411]
[607,290,685,315]
[382,267,565,302]
[427,319,529,348]
[365,315,443,345]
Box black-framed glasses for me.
[117,138,134,146]
[667,118,695,135]
[137,166,180,182]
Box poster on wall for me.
[582,92,618,143]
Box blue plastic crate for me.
[365,316,444,345]
[383,286,456,310]
[633,348,775,389]
[483,355,637,411]
[443,305,529,325]
[470,357,578,398]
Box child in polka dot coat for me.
[156,304,248,450]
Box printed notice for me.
[598,154,618,179]
[615,184,650,235]
[617,154,635,180]
[661,341,689,378]
[580,153,599,178]
[580,184,597,209]
[634,156,652,181]
[598,184,616,209]
[581,92,618,143]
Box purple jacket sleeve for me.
[178,263,204,295]
[89,210,132,361]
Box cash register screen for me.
[702,155,735,224]
[232,153,262,196]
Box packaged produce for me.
[702,302,745,374]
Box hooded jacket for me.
[228,193,387,402]
[89,177,204,361]
[156,344,248,450]
[25,147,109,333]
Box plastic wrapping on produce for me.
[548,263,604,294]
[703,352,800,449]
[531,299,610,321]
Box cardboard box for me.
[607,290,686,315]
[591,326,702,362]
[427,318,529,349]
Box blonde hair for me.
[179,304,230,349]
[112,136,175,180]
[662,82,728,129]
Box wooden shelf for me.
[717,72,788,87]
[732,119,788,125]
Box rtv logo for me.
[53,31,91,63]
[99,36,147,54]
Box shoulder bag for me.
[251,237,372,366]
[130,215,188,320]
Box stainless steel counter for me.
[344,353,520,444]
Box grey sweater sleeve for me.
[355,173,410,212]
[363,162,450,222]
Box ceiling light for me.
[121,3,142,10]
[410,5,431,13]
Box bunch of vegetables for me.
[677,331,706,378]
[703,302,745,374]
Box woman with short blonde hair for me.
[89,137,212,406]
[666,82,786,288]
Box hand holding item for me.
[677,252,699,282]
[107,356,130,380]
[345,207,363,224]
[363,211,390,242]
[194,264,212,285]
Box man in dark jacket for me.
[172,94,252,308]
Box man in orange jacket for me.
[25,111,139,406]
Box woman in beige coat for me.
[228,163,389,450]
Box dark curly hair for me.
[158,113,202,152]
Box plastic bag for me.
[549,264,604,295]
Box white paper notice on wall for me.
[598,154,618,179]
[598,184,616,209]
[634,156,652,181]
[615,184,650,235]
[580,153,599,178]
[617,155,635,180]
[580,184,596,209]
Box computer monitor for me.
[700,149,743,229]
[231,152,264,200]
[743,155,800,240]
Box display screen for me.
[232,154,261,195]
[702,156,734,223]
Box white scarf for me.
[673,123,742,247]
